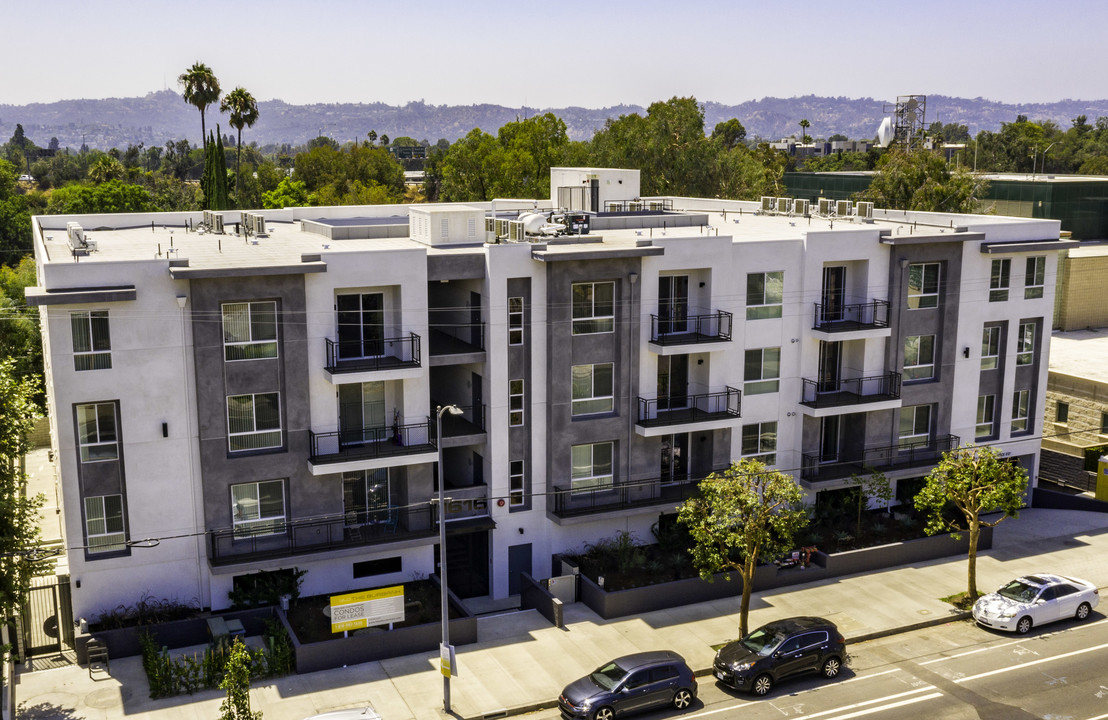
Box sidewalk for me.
[14,507,1108,720]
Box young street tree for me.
[218,636,262,720]
[220,88,260,205]
[178,62,221,147]
[914,445,1028,601]
[678,460,807,637]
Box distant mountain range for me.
[3,90,1108,151]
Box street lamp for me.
[435,403,463,713]
[1040,142,1058,177]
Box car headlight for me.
[731,662,754,673]
[580,698,592,709]
[997,608,1018,619]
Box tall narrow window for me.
[71,310,112,370]
[227,392,282,451]
[981,326,1001,370]
[989,259,1011,302]
[77,402,118,462]
[1025,256,1046,299]
[231,479,286,537]
[1056,402,1069,423]
[571,282,615,334]
[222,301,278,361]
[1011,390,1030,433]
[572,363,614,415]
[976,395,996,438]
[907,263,940,309]
[509,460,525,507]
[741,422,777,465]
[746,272,784,319]
[570,442,613,493]
[903,335,936,380]
[85,494,126,554]
[898,405,931,447]
[508,297,524,345]
[343,469,390,525]
[1017,322,1036,365]
[744,348,781,395]
[509,379,524,426]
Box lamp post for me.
[1040,142,1058,177]
[435,403,463,713]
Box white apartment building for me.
[28,168,1072,622]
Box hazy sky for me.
[5,0,1107,108]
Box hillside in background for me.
[4,90,1108,150]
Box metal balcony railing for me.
[637,386,741,428]
[429,321,485,355]
[812,299,890,332]
[551,466,731,518]
[800,434,960,482]
[309,420,435,463]
[324,332,421,374]
[800,372,901,408]
[431,403,487,437]
[650,310,733,345]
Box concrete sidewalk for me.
[14,507,1108,720]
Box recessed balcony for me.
[800,434,960,484]
[429,322,485,366]
[307,421,437,474]
[648,311,732,353]
[550,467,730,521]
[324,333,422,382]
[811,300,891,341]
[635,386,741,436]
[800,372,901,416]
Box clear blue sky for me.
[4,0,1106,108]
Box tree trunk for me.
[235,128,242,206]
[738,557,755,637]
[967,518,981,600]
[200,109,206,150]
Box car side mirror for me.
[1035,599,1046,605]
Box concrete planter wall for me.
[519,573,564,628]
[74,607,274,663]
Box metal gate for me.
[21,574,74,657]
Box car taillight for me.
[835,632,845,644]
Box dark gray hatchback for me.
[558,650,698,720]
[713,617,846,696]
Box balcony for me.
[551,468,729,520]
[429,322,485,366]
[209,506,436,567]
[649,311,732,352]
[811,300,891,341]
[324,333,421,379]
[308,421,437,474]
[800,434,960,483]
[800,372,901,414]
[635,386,741,436]
[433,403,487,448]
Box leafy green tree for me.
[47,179,155,215]
[0,357,46,659]
[678,460,807,636]
[863,149,988,213]
[178,62,221,146]
[88,155,124,184]
[0,258,44,407]
[438,128,503,201]
[848,470,893,540]
[262,177,311,209]
[0,160,32,266]
[218,636,262,720]
[914,445,1028,601]
[202,130,231,211]
[221,87,260,206]
[711,118,747,150]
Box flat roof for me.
[1049,328,1108,383]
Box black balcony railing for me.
[309,420,435,463]
[637,387,741,428]
[324,333,421,374]
[551,467,731,518]
[800,434,960,482]
[209,505,436,566]
[800,372,901,408]
[812,299,890,332]
[650,311,733,345]
[431,403,487,437]
[429,322,486,355]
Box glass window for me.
[227,392,282,451]
[989,259,1011,302]
[571,442,613,493]
[1102,411,1108,435]
[509,379,524,426]
[976,395,996,438]
[509,460,525,507]
[77,402,118,462]
[343,469,390,525]
[981,326,1001,370]
[1017,322,1036,365]
[71,310,112,371]
[222,301,278,361]
[1056,402,1069,423]
[907,263,940,309]
[1025,256,1046,299]
[899,405,931,447]
[572,363,614,415]
[508,297,524,345]
[1012,390,1030,433]
[741,421,777,465]
[572,282,615,334]
[744,348,781,395]
[903,335,935,380]
[746,272,784,320]
[85,494,125,554]
[231,479,286,537]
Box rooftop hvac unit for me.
[508,220,524,241]
[484,217,495,233]
[251,213,266,237]
[211,213,224,234]
[66,222,86,249]
[495,218,509,237]
[776,197,792,213]
[818,198,834,216]
[835,200,853,217]
[240,211,251,234]
[647,200,665,212]
[627,201,643,211]
[855,201,874,220]
[761,196,775,212]
[793,199,811,216]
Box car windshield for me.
[997,579,1041,603]
[590,661,627,690]
[741,626,788,656]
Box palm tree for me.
[178,63,221,147]
[220,87,260,205]
[799,118,811,145]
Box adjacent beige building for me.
[1041,328,1108,489]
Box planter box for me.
[579,566,777,620]
[282,576,477,674]
[75,608,274,663]
[819,525,993,578]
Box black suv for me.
[713,616,846,696]
[558,650,698,720]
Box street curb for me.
[457,612,974,720]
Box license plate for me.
[714,670,725,680]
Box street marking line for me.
[920,617,1108,665]
[954,641,1108,683]
[1083,713,1108,720]
[679,684,935,720]
[839,668,902,684]
[769,686,939,720]
[797,692,943,720]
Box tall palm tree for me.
[799,118,811,145]
[220,87,260,205]
[178,63,221,147]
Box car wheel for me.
[673,688,693,710]
[593,706,614,720]
[1077,602,1092,621]
[752,674,774,696]
[1016,616,1033,634]
[822,656,842,678]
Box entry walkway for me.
[14,507,1108,720]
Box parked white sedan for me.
[973,573,1100,634]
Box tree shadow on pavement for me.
[18,701,82,719]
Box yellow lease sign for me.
[330,585,405,633]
